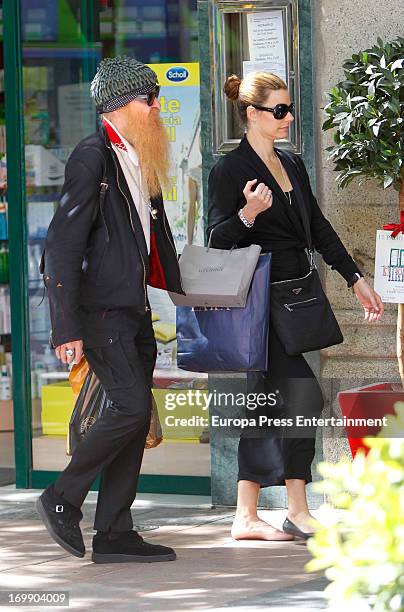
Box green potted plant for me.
[306,402,404,611]
[323,37,404,446]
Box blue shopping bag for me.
[176,253,272,372]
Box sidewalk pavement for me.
[0,485,331,611]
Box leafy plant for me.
[323,37,404,381]
[306,403,404,612]
[323,36,404,191]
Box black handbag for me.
[270,189,343,356]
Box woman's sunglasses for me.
[250,102,294,120]
[136,85,161,106]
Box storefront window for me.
[0,1,15,486]
[24,1,208,488]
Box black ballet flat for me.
[282,517,314,540]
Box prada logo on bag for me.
[292,288,303,295]
[55,505,64,512]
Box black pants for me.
[237,327,324,487]
[54,306,157,533]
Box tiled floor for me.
[0,485,331,611]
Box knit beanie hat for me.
[90,55,158,113]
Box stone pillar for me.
[312,1,404,464]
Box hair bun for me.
[224,75,241,101]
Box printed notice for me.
[244,11,287,82]
[374,230,404,303]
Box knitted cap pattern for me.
[90,55,158,113]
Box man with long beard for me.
[36,56,184,564]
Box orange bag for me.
[69,357,90,400]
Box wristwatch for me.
[347,272,364,288]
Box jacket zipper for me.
[271,270,314,285]
[111,153,149,313]
[161,209,185,293]
[284,297,317,312]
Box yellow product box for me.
[41,382,74,436]
[152,388,208,441]
[41,383,208,442]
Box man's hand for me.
[353,278,384,323]
[242,179,273,223]
[55,340,84,365]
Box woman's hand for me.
[353,278,384,322]
[242,179,273,223]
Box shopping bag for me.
[176,253,272,372]
[67,360,162,455]
[169,243,262,308]
[67,368,108,455]
[145,395,163,449]
[69,357,90,400]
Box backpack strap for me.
[92,152,108,224]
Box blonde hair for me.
[224,72,287,126]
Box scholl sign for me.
[166,67,189,83]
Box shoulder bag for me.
[269,184,343,356]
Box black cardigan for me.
[207,135,362,284]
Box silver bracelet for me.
[238,208,254,228]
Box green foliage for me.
[323,37,404,191]
[306,403,404,611]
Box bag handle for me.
[277,150,316,271]
[206,226,237,253]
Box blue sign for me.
[166,67,189,83]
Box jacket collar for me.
[238,134,308,243]
[98,122,150,262]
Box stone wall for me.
[312,1,404,464]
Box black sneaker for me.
[36,484,85,558]
[92,530,176,563]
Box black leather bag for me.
[270,191,343,356]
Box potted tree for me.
[322,36,404,454]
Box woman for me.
[207,72,384,542]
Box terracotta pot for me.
[337,382,404,457]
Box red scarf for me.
[103,118,127,151]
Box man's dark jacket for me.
[42,123,184,348]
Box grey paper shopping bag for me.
[169,243,262,308]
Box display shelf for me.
[27,193,59,202]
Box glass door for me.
[21,0,101,479]
[0,0,15,486]
[8,0,208,494]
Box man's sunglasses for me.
[136,85,160,106]
[250,102,294,119]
